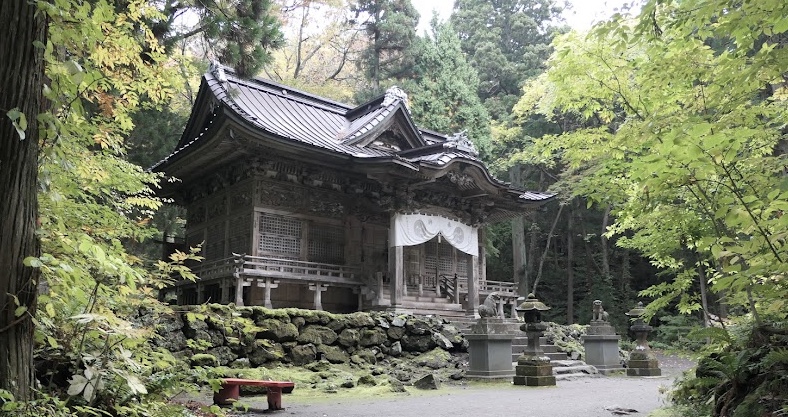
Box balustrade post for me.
[453,274,460,304]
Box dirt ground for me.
[224,354,695,417]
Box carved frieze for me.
[257,180,305,209]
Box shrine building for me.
[152,64,554,318]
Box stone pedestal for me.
[513,321,556,387]
[627,331,662,377]
[466,318,516,379]
[583,334,624,374]
[626,302,662,377]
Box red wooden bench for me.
[213,378,295,411]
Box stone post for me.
[466,254,479,318]
[582,300,624,374]
[388,246,404,307]
[234,276,244,306]
[259,278,279,309]
[513,293,556,386]
[626,302,661,376]
[309,283,328,311]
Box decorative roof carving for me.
[382,86,409,110]
[443,131,478,156]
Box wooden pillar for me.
[388,246,404,307]
[375,271,384,305]
[196,282,205,304]
[466,254,479,318]
[220,278,231,304]
[309,283,327,311]
[259,278,279,309]
[234,276,244,306]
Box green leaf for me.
[13,306,27,317]
[6,109,27,140]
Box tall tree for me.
[265,0,364,101]
[0,0,46,401]
[451,0,564,120]
[353,0,419,94]
[404,18,492,154]
[517,0,788,323]
[144,0,284,77]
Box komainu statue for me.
[592,299,609,322]
[478,292,502,318]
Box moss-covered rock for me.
[190,353,218,367]
[359,328,388,346]
[304,360,332,372]
[353,348,378,365]
[297,309,334,325]
[387,326,406,340]
[357,373,377,386]
[345,312,376,328]
[338,328,360,347]
[416,348,451,369]
[297,325,338,345]
[291,316,306,329]
[290,343,318,365]
[207,346,238,366]
[405,318,430,335]
[401,334,436,353]
[257,318,299,342]
[319,345,350,364]
[248,340,285,366]
[326,317,347,332]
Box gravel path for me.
[231,354,694,417]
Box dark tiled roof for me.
[154,65,555,204]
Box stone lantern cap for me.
[515,293,551,312]
[625,301,646,318]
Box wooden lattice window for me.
[438,240,454,275]
[258,213,301,258]
[425,239,437,273]
[456,250,467,277]
[308,223,345,264]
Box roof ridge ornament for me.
[444,130,478,156]
[382,86,409,111]
[210,60,228,83]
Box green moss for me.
[190,353,218,367]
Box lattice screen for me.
[308,223,345,263]
[258,213,301,258]
[425,239,437,272]
[438,240,454,275]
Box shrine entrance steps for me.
[371,289,466,318]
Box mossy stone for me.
[190,353,218,367]
[297,325,338,345]
[257,319,299,342]
[416,348,451,369]
[318,345,350,364]
[290,343,318,365]
[338,328,360,347]
[359,328,388,346]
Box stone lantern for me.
[513,293,556,386]
[625,302,661,376]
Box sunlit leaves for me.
[517,0,788,321]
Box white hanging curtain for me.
[389,213,478,257]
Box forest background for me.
[1,0,786,416]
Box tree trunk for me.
[0,0,46,401]
[601,204,612,279]
[698,262,710,327]
[566,201,574,324]
[510,165,528,296]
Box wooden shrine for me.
[152,63,554,317]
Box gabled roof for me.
[152,64,554,206]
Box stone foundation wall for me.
[151,304,467,368]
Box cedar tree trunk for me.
[0,0,46,400]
